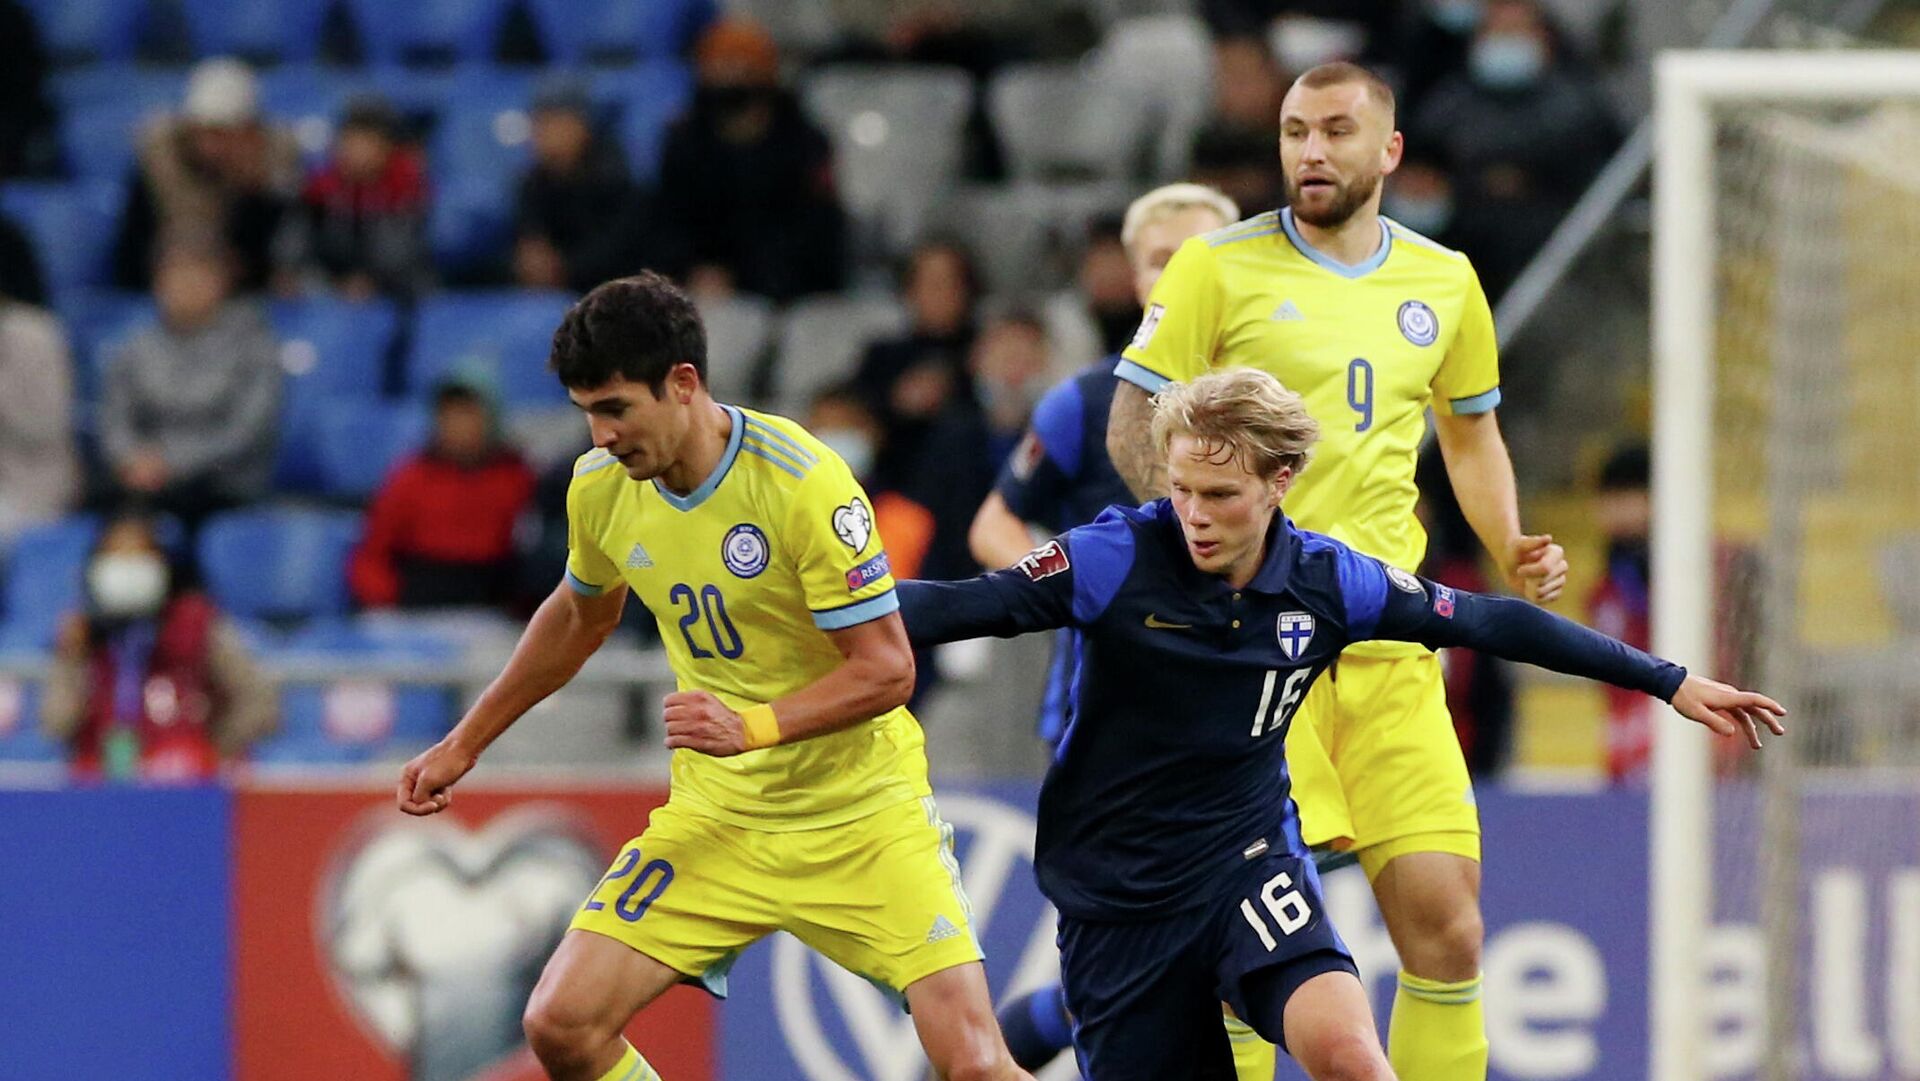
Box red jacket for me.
[349,449,536,608]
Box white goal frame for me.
[1650,49,1920,1081]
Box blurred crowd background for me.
[0,0,1910,783]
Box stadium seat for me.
[1090,16,1214,181]
[49,66,185,113]
[0,181,125,297]
[19,0,147,64]
[427,175,516,279]
[60,291,158,402]
[364,65,462,123]
[697,294,774,405]
[0,517,97,650]
[597,62,695,182]
[0,687,64,766]
[259,66,358,163]
[197,507,361,623]
[253,618,460,763]
[521,0,716,64]
[988,62,1140,183]
[62,99,169,181]
[771,293,907,415]
[268,295,399,397]
[932,181,1131,296]
[801,65,972,254]
[1083,0,1198,27]
[179,0,336,64]
[343,0,517,66]
[431,97,534,187]
[407,291,575,409]
[313,398,431,500]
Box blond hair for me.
[1151,368,1320,478]
[1121,183,1240,254]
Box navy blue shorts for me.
[1056,852,1355,1080]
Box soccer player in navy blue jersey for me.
[965,183,1243,1073]
[899,369,1784,1081]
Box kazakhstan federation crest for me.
[723,524,770,578]
[1397,299,1438,347]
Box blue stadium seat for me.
[0,694,65,766]
[407,291,574,409]
[0,181,125,297]
[427,175,515,278]
[314,398,431,500]
[1,517,98,650]
[59,291,158,402]
[252,618,459,763]
[259,65,358,164]
[49,67,186,113]
[343,0,517,65]
[62,99,169,181]
[523,0,717,64]
[197,508,361,623]
[601,62,694,183]
[19,0,147,64]
[180,0,336,64]
[268,296,398,397]
[431,100,533,184]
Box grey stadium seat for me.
[802,65,974,257]
[771,293,908,416]
[988,62,1134,182]
[933,180,1132,296]
[697,294,776,407]
[1091,15,1215,181]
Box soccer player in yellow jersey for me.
[396,273,1034,1081]
[1107,63,1569,1081]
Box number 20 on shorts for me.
[1240,872,1313,951]
[584,848,675,922]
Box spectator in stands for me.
[100,231,282,531]
[1389,0,1480,118]
[1189,124,1281,217]
[349,381,536,612]
[1212,35,1287,132]
[1587,442,1652,783]
[0,209,46,306]
[904,309,1051,581]
[855,239,981,464]
[1410,0,1621,298]
[279,95,432,300]
[1382,153,1463,247]
[112,58,302,294]
[0,295,77,543]
[805,383,935,580]
[512,78,646,293]
[653,17,846,302]
[0,0,57,179]
[43,513,275,782]
[1076,217,1141,359]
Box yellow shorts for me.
[569,795,982,999]
[1287,651,1480,874]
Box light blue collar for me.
[1280,207,1392,279]
[652,404,744,512]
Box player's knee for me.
[1401,904,1483,979]
[522,993,606,1070]
[932,1042,1015,1081]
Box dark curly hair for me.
[548,271,708,394]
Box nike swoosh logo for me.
[1143,614,1192,630]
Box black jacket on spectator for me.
[0,211,46,305]
[652,89,846,301]
[515,135,647,292]
[0,0,57,179]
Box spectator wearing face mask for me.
[804,383,934,581]
[1409,0,1620,299]
[512,78,647,293]
[43,513,275,782]
[1381,153,1463,249]
[348,381,536,612]
[99,232,283,532]
[652,17,847,301]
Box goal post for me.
[1650,50,1920,1081]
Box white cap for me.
[182,58,259,126]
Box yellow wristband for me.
[739,704,781,750]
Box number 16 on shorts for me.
[1240,871,1312,950]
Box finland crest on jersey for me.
[1276,611,1315,660]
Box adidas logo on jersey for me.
[1271,299,1304,322]
[624,543,653,570]
[926,914,961,944]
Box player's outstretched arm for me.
[661,612,918,757]
[896,552,1077,647]
[397,580,626,814]
[1371,576,1785,748]
[1433,411,1568,603]
[969,491,1041,570]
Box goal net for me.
[1651,51,1920,1081]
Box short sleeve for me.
[786,456,901,630]
[564,471,622,595]
[1117,237,1225,392]
[1430,262,1501,415]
